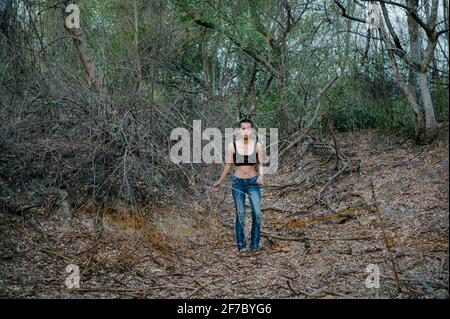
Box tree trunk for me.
[418,71,438,140]
[67,26,113,115]
[202,40,210,90]
[132,0,142,95]
[378,19,436,144]
[406,0,421,136]
[404,0,438,143]
[278,75,291,133]
[63,4,113,116]
[247,62,257,115]
[444,0,449,51]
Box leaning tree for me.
[334,0,449,144]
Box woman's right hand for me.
[212,180,221,191]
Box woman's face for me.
[239,123,253,139]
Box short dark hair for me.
[238,118,255,128]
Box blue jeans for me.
[231,175,262,251]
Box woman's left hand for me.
[256,175,265,185]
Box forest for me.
[0,0,448,299]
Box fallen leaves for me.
[271,247,291,253]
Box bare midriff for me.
[233,165,258,179]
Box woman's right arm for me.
[212,143,233,190]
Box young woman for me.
[212,119,264,255]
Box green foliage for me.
[109,122,119,140]
[321,66,416,136]
[327,102,377,131]
[433,79,450,122]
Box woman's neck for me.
[238,136,255,145]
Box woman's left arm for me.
[256,143,265,185]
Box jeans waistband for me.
[231,175,258,182]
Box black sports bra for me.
[233,137,258,166]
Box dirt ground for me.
[0,129,448,298]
